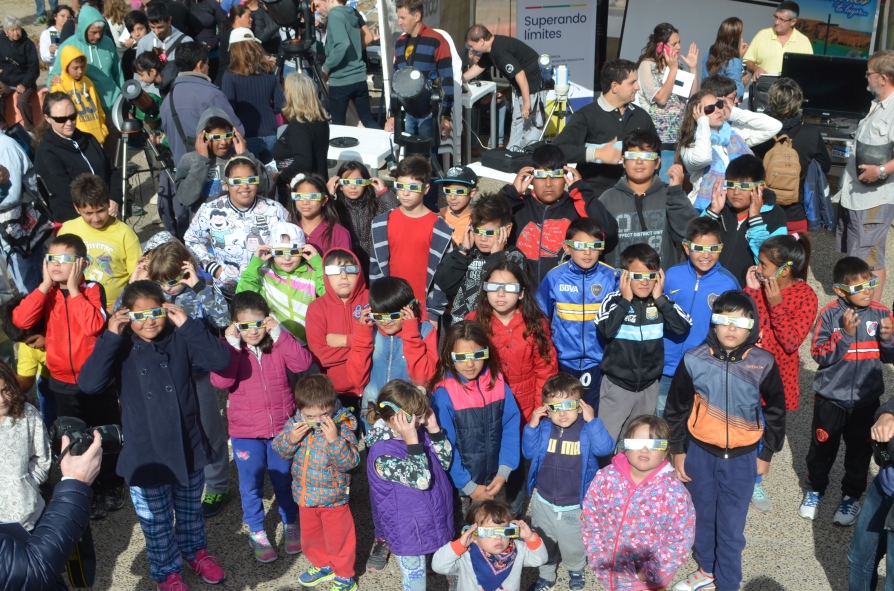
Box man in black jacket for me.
[0,433,102,591]
[0,17,40,131]
[554,59,657,198]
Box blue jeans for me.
[37,376,55,429]
[245,136,276,165]
[656,374,673,418]
[35,0,58,18]
[848,476,894,591]
[7,248,45,294]
[231,437,298,531]
[328,81,379,129]
[558,364,602,413]
[405,113,433,138]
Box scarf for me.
[469,542,518,591]
[694,123,752,214]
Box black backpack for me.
[158,34,186,98]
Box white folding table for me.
[327,125,395,170]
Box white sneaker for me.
[672,568,716,591]
[833,495,862,526]
[751,483,772,513]
[798,490,823,520]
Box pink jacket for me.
[211,328,313,439]
[581,454,695,591]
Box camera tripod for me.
[115,120,175,222]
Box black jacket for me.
[0,29,39,88]
[0,479,92,591]
[251,7,281,55]
[187,0,227,51]
[502,180,619,286]
[273,119,331,199]
[35,128,122,222]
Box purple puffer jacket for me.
[211,328,312,439]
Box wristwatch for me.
[880,165,889,181]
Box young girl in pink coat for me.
[581,415,695,590]
[211,291,313,563]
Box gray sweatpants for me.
[507,89,546,150]
[530,492,587,581]
[598,378,659,444]
[196,373,230,495]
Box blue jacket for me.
[701,56,744,99]
[535,259,618,369]
[78,318,230,487]
[662,261,739,377]
[522,416,615,505]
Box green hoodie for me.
[49,6,124,115]
[323,5,367,87]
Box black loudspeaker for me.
[481,148,532,173]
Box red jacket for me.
[746,281,818,411]
[467,311,558,423]
[12,283,107,385]
[306,249,369,396]
[347,317,439,391]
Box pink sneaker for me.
[186,549,226,584]
[157,573,189,591]
[284,522,302,555]
[249,530,278,563]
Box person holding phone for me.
[39,6,74,68]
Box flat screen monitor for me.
[781,54,872,119]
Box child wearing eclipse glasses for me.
[665,290,786,591]
[522,373,614,591]
[801,256,894,527]
[287,173,352,253]
[435,166,480,245]
[581,415,695,591]
[236,221,324,344]
[598,129,697,270]
[433,499,547,591]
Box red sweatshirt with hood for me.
[306,249,369,396]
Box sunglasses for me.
[622,438,668,451]
[724,180,764,191]
[711,314,755,329]
[128,307,167,321]
[472,525,520,539]
[45,253,83,264]
[291,192,325,201]
[395,182,425,193]
[532,169,564,179]
[443,187,471,196]
[547,400,580,412]
[324,265,360,276]
[338,178,371,187]
[834,277,878,294]
[271,248,303,257]
[628,271,658,281]
[758,261,792,282]
[205,131,234,141]
[623,151,659,161]
[482,282,521,293]
[702,100,726,115]
[684,241,723,253]
[235,319,265,331]
[227,176,260,186]
[451,349,490,362]
[49,113,78,123]
[379,401,414,423]
[157,273,186,287]
[565,240,605,251]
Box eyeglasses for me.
[291,192,324,201]
[235,319,265,331]
[834,277,878,294]
[395,182,424,193]
[532,169,564,179]
[338,178,371,187]
[622,438,668,451]
[724,181,763,191]
[758,261,792,282]
[48,113,78,123]
[702,100,726,115]
[443,187,472,196]
[867,71,881,79]
[482,282,521,293]
[684,241,723,253]
[324,264,359,276]
[128,307,167,321]
[471,525,519,539]
[379,401,414,423]
[547,400,580,412]
[227,176,260,186]
[711,314,754,329]
[157,273,185,287]
[773,14,794,23]
[564,240,605,251]
[45,253,82,264]
[271,248,303,257]
[628,271,658,281]
[205,131,234,141]
[472,228,501,236]
[623,151,659,161]
[451,348,490,362]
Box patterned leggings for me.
[397,555,427,591]
[129,470,207,582]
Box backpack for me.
[156,34,186,98]
[762,130,801,207]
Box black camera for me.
[872,438,894,469]
[50,416,124,456]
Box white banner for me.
[515,0,598,98]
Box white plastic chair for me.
[434,28,462,169]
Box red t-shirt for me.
[388,208,437,305]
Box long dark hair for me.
[430,321,502,391]
[475,260,553,365]
[675,90,717,165]
[0,359,25,420]
[759,234,811,281]
[288,173,340,249]
[637,22,678,72]
[706,17,743,76]
[333,161,379,223]
[230,291,274,354]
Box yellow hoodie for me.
[51,45,108,145]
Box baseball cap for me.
[141,231,173,255]
[269,222,305,249]
[434,166,479,187]
[229,27,261,45]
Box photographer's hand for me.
[60,432,103,485]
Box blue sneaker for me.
[798,490,823,521]
[833,495,862,526]
[568,570,585,591]
[528,577,555,591]
[299,566,335,587]
[329,576,357,591]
